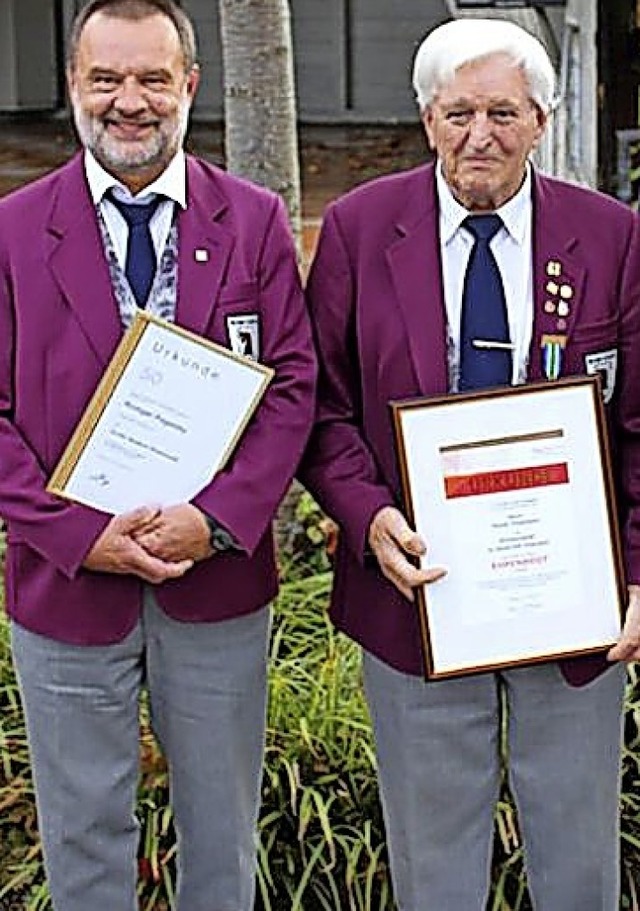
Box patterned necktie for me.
[458,214,512,391]
[109,194,161,308]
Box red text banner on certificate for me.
[444,462,569,499]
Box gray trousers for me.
[363,652,626,911]
[11,592,270,911]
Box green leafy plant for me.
[1,528,639,910]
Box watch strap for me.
[203,515,238,554]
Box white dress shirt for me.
[84,148,187,269]
[436,162,534,385]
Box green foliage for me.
[258,573,389,910]
[0,554,50,910]
[277,490,333,580]
[622,666,640,907]
[1,547,639,909]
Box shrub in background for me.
[1,518,639,909]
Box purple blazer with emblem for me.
[300,163,640,686]
[0,153,316,645]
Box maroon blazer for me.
[301,163,640,686]
[0,153,316,645]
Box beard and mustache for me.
[71,98,191,180]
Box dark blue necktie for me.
[109,195,161,308]
[459,214,512,391]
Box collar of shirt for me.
[84,148,187,209]
[84,149,187,271]
[435,161,534,386]
[436,160,531,246]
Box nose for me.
[467,113,493,147]
[113,76,148,115]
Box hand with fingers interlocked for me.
[133,503,213,564]
[82,506,193,583]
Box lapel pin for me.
[544,300,556,314]
[545,280,559,295]
[557,301,570,318]
[559,284,573,299]
[194,248,209,263]
[546,260,562,277]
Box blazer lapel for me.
[46,155,121,367]
[45,156,236,362]
[176,157,234,336]
[529,174,586,382]
[386,166,449,395]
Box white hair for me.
[412,18,556,114]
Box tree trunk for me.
[219,0,301,251]
[219,0,306,551]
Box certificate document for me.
[48,312,273,514]
[392,378,625,678]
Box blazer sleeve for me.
[0,231,109,578]
[613,211,640,584]
[299,204,395,563]
[192,195,317,556]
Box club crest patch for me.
[226,313,260,361]
[584,349,617,404]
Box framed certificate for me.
[391,376,625,679]
[48,311,273,514]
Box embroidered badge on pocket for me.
[584,349,617,404]
[226,313,260,361]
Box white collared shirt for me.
[84,149,187,270]
[436,162,534,385]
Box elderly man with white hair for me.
[300,16,640,910]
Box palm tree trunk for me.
[219,0,301,250]
[219,0,307,550]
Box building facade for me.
[0,0,563,121]
[0,0,602,186]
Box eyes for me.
[443,107,525,128]
[88,71,172,92]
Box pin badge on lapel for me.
[194,248,209,263]
[542,260,575,334]
[226,313,261,361]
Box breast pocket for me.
[218,281,259,305]
[568,318,618,404]
[570,316,618,348]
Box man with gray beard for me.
[0,1,316,909]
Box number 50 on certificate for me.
[391,377,625,679]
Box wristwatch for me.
[204,515,237,554]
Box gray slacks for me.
[364,651,626,911]
[11,592,270,911]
